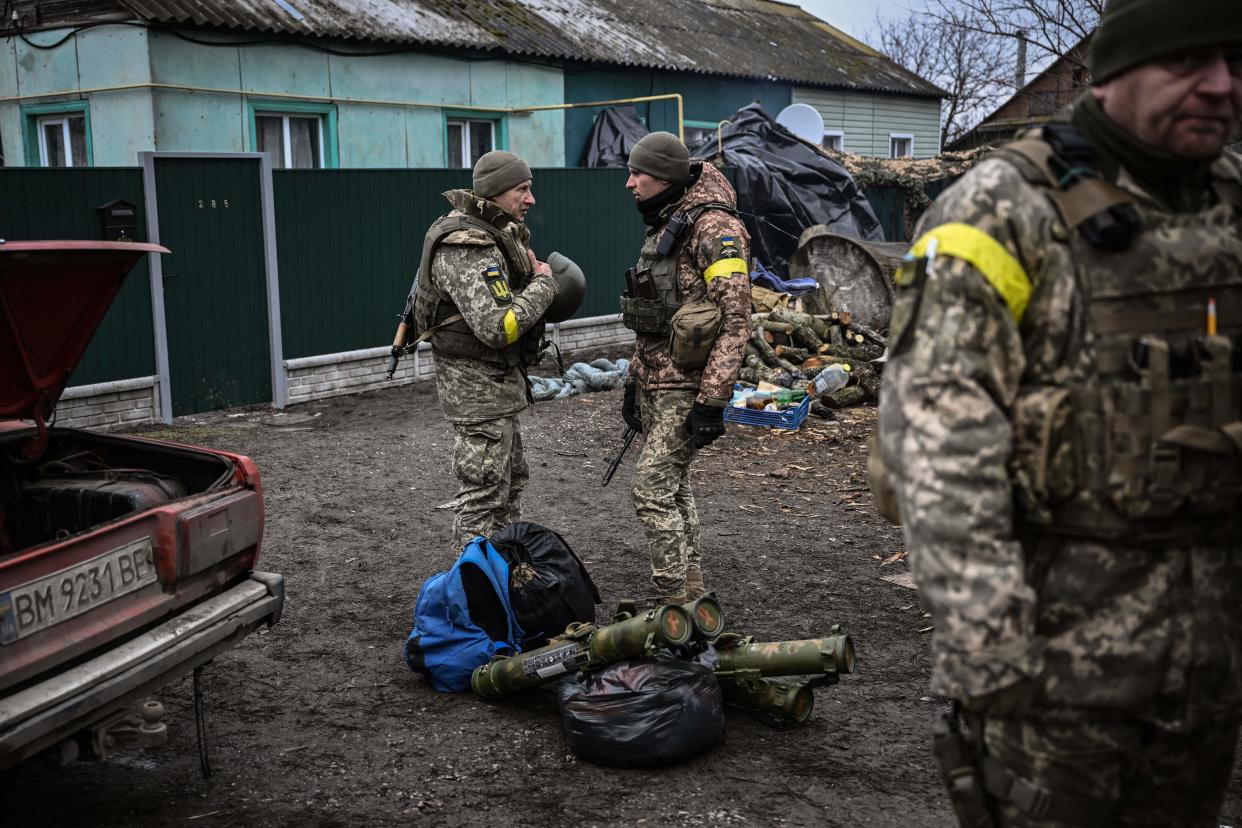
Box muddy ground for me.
[4,354,1242,827]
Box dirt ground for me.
[4,354,1242,827]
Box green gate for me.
[147,155,274,416]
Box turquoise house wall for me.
[2,27,565,168]
[0,26,155,166]
[563,69,792,166]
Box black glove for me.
[683,402,725,449]
[622,383,643,434]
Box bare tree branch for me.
[871,9,1016,146]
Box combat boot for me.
[684,567,707,600]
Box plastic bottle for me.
[807,363,851,397]
[773,388,807,404]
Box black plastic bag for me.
[489,521,601,648]
[557,652,724,768]
[582,105,649,167]
[688,103,885,276]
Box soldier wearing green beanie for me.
[619,131,752,604]
[403,150,558,549]
[874,0,1242,825]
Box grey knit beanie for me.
[628,132,691,182]
[473,151,532,199]
[1090,0,1242,83]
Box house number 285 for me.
[196,199,230,208]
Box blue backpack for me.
[403,537,524,692]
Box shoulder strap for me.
[994,126,1140,249]
[686,200,739,223]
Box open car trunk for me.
[0,427,235,556]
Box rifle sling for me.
[405,313,465,352]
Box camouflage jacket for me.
[878,140,1242,729]
[628,163,752,404]
[429,190,556,425]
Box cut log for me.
[822,386,867,408]
[774,344,809,363]
[852,364,882,400]
[751,329,803,374]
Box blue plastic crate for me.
[723,384,811,431]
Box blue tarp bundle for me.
[530,358,630,402]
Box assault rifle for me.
[600,426,638,487]
[386,278,418,380]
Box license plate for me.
[0,538,157,644]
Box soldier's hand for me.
[683,402,725,449]
[527,249,552,279]
[622,383,643,434]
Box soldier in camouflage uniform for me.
[875,1,1242,824]
[619,132,752,603]
[412,151,557,549]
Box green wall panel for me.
[273,168,471,360]
[152,156,271,415]
[0,168,155,386]
[524,167,642,319]
[563,70,792,166]
[273,167,647,359]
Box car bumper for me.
[0,572,284,771]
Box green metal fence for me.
[0,168,154,386]
[272,167,643,360]
[1,164,941,411]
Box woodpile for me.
[739,307,886,412]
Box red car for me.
[0,241,284,771]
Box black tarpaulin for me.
[582,105,649,167]
[688,103,885,276]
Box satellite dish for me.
[776,103,825,145]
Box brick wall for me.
[285,314,633,405]
[61,316,636,421]
[56,377,159,431]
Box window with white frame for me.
[255,112,325,169]
[447,119,496,168]
[36,113,89,167]
[822,130,844,152]
[889,134,914,158]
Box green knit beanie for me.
[628,132,691,182]
[472,151,531,199]
[1090,0,1242,82]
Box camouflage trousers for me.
[980,708,1240,827]
[449,415,527,550]
[631,389,701,597]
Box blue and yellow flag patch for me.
[705,236,748,283]
[483,265,512,303]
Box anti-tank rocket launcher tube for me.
[471,604,694,699]
[712,625,855,724]
[713,627,855,680]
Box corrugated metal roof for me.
[117,0,944,97]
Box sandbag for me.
[490,522,601,648]
[557,652,724,768]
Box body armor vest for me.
[412,207,540,368]
[620,201,736,336]
[999,133,1242,542]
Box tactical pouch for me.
[668,299,722,369]
[932,710,996,828]
[1010,386,1076,524]
[619,296,678,336]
